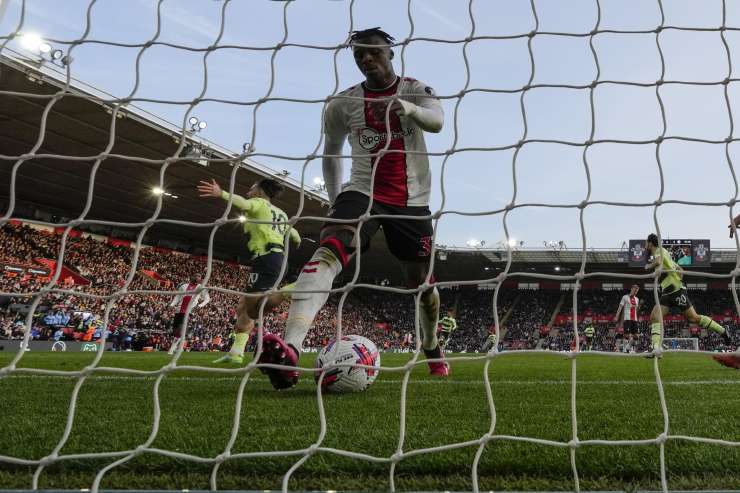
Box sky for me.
[2,0,740,251]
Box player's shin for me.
[650,323,662,351]
[698,314,725,335]
[419,287,440,351]
[284,247,342,350]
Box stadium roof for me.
[0,51,334,261]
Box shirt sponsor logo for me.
[357,126,414,151]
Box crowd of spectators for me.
[543,289,739,352]
[1,223,738,353]
[502,290,562,350]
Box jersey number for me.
[271,210,288,234]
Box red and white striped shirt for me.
[619,294,640,321]
[324,77,442,207]
[170,283,210,314]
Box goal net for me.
[0,1,738,492]
[662,337,699,351]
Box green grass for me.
[0,351,738,491]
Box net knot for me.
[654,135,664,144]
[577,200,588,209]
[390,452,403,462]
[656,433,668,444]
[725,136,733,144]
[723,77,731,86]
[568,438,580,449]
[528,30,537,38]
[215,451,231,462]
[39,454,57,466]
[655,79,665,87]
[654,26,664,33]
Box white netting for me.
[1,1,739,492]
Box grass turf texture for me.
[0,351,738,492]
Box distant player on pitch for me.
[583,323,595,351]
[614,284,640,353]
[197,178,300,364]
[167,275,211,355]
[644,233,731,354]
[437,308,457,349]
[713,214,740,369]
[256,27,445,390]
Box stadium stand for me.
[1,222,738,353]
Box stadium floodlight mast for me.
[312,176,326,192]
[151,186,178,199]
[188,116,207,132]
[18,32,72,66]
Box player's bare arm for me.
[729,213,740,238]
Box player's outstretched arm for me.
[197,179,254,213]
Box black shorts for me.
[171,313,186,336]
[623,320,639,335]
[246,252,285,293]
[659,287,693,312]
[325,191,433,262]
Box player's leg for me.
[401,259,448,376]
[213,295,253,364]
[713,353,740,369]
[167,313,185,355]
[683,305,731,346]
[282,193,378,350]
[259,192,380,389]
[382,205,447,376]
[649,303,669,352]
[215,253,284,365]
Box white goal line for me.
[4,374,739,386]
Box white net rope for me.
[0,0,739,492]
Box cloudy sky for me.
[2,0,740,251]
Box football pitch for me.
[0,351,738,492]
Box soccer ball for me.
[315,335,381,393]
